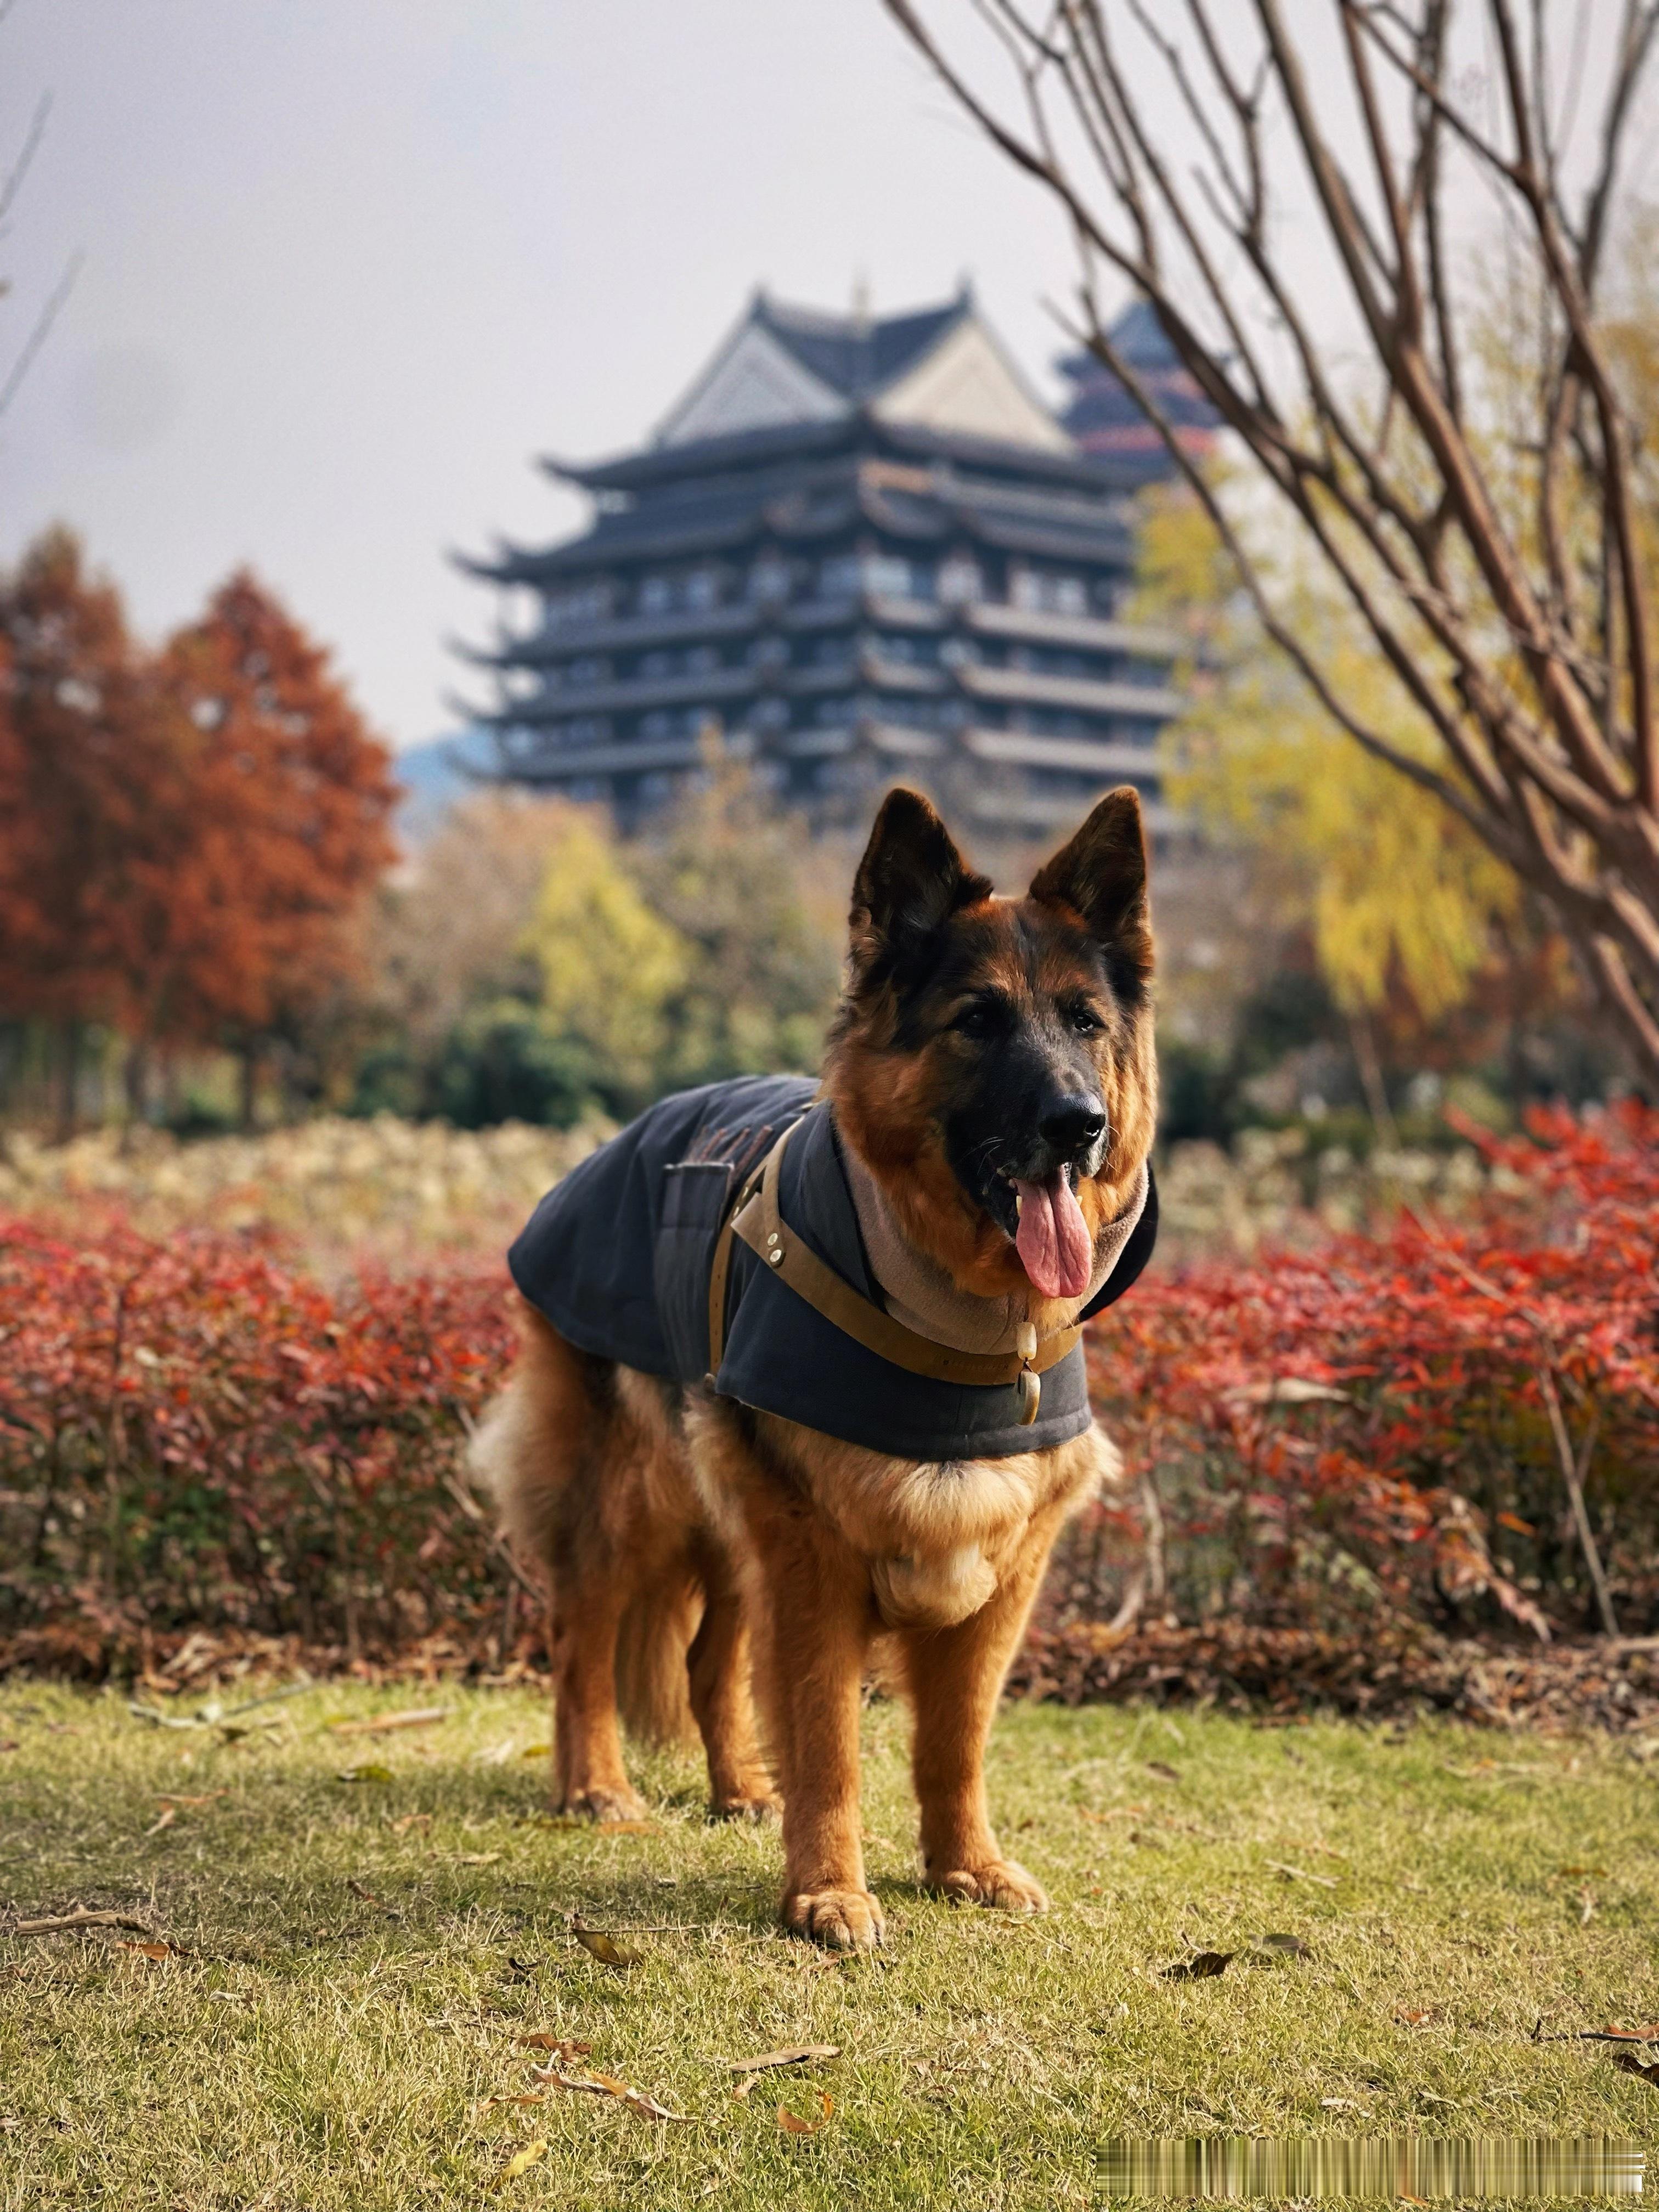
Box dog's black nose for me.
[1039,1093,1105,1159]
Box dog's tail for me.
[616,1564,702,1748]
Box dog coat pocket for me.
[654,1160,737,1381]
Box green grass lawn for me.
[1,1681,1655,2209]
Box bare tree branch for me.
[0,91,49,230]
[885,0,1659,1086]
[0,247,80,420]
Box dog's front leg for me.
[901,1508,1067,1914]
[746,1511,881,1951]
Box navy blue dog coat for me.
[509,1074,1156,1462]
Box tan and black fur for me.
[470,785,1157,1949]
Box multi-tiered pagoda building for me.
[458,287,1187,840]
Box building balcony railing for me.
[488,586,1179,674]
[965,601,1181,657]
[963,727,1162,778]
[958,663,1186,720]
[511,664,760,720]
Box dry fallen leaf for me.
[1252,1932,1311,1959]
[1496,1510,1536,1536]
[1611,2051,1659,2089]
[156,1791,228,1810]
[455,1852,504,1868]
[390,1813,432,1836]
[329,1707,449,1738]
[532,2066,690,2123]
[727,2044,840,2075]
[143,1805,177,1838]
[0,1740,18,1753]
[1396,2008,1437,2026]
[1145,1760,1181,1783]
[336,1764,393,1784]
[495,2139,547,2185]
[119,1940,179,1961]
[478,2094,545,2114]
[346,1878,398,1914]
[777,2091,834,2135]
[518,2034,592,2059]
[1163,1950,1234,1980]
[572,1927,638,1968]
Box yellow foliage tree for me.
[521,809,690,1104]
[1139,486,1517,1026]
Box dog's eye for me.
[952,1000,1000,1040]
[1068,1005,1104,1036]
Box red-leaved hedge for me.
[0,1225,515,1668]
[1077,1103,1659,1639]
[2,1103,1655,1675]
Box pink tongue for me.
[1013,1172,1093,1300]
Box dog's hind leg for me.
[899,1506,1068,1915]
[545,1525,651,1822]
[685,1537,776,1821]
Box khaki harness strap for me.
[706,1108,1079,1422]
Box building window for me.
[864,553,915,600]
[685,568,720,611]
[1011,567,1089,616]
[819,555,860,600]
[938,555,981,605]
[686,644,721,674]
[749,555,792,603]
[638,575,673,616]
[540,582,610,630]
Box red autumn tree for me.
[159,572,399,1119]
[0,536,398,1133]
[0,527,194,1135]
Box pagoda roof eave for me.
[539,408,1136,498]
[541,414,857,491]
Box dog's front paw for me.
[561,1785,648,1823]
[783,1886,885,1951]
[932,1859,1048,1914]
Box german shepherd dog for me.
[471,785,1156,1950]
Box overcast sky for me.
[0,1,1114,752]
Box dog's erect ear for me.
[849,787,992,981]
[1028,787,1153,979]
